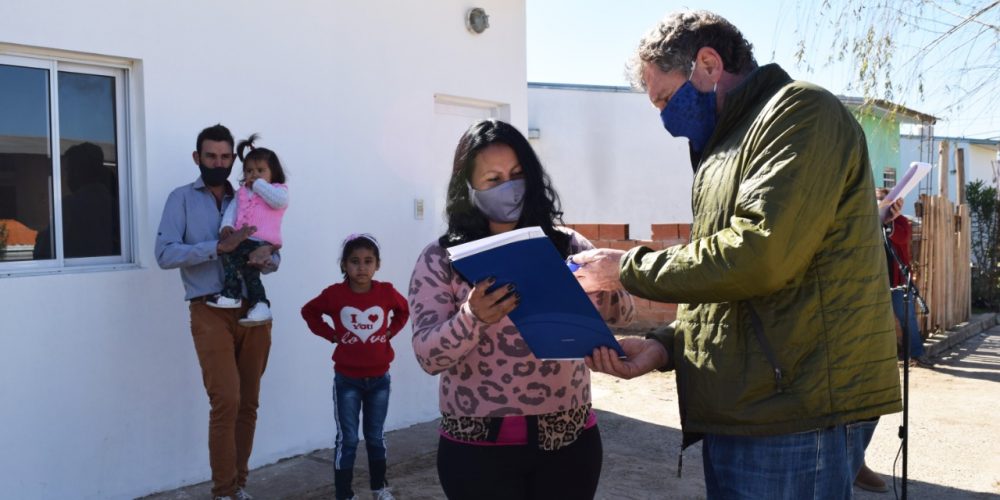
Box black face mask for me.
[198,163,232,187]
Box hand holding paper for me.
[882,198,904,224]
[570,248,626,292]
[878,162,932,220]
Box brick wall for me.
[565,223,692,332]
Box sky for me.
[527,0,1000,140]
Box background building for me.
[0,2,526,498]
[527,82,693,240]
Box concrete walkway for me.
[144,316,1000,499]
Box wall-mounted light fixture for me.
[528,128,541,140]
[466,8,489,34]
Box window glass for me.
[0,58,130,271]
[58,71,121,258]
[0,64,53,262]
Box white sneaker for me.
[372,487,395,500]
[212,491,252,500]
[239,302,272,326]
[207,295,242,309]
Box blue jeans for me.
[891,288,925,359]
[332,373,391,472]
[703,419,877,499]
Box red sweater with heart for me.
[301,280,410,378]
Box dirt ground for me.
[296,327,1000,500]
[150,326,1000,499]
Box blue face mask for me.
[659,64,717,154]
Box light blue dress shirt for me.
[155,176,278,300]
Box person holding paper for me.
[407,119,635,499]
[876,161,932,222]
[876,188,930,366]
[582,10,902,498]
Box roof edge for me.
[838,96,937,124]
[528,81,639,94]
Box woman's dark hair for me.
[438,119,571,258]
[341,234,381,279]
[236,133,287,184]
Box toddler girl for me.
[209,134,288,326]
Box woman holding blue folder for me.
[407,119,635,499]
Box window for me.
[0,53,132,273]
[883,166,897,188]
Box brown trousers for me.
[189,302,271,497]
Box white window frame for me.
[0,52,135,277]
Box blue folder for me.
[447,228,625,360]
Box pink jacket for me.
[223,180,288,246]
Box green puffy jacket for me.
[621,64,901,437]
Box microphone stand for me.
[881,225,929,500]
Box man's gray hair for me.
[627,10,757,90]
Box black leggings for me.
[436,425,603,500]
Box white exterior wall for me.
[963,144,1000,188]
[527,85,693,240]
[899,136,1000,214]
[0,2,526,498]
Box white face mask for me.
[467,178,526,223]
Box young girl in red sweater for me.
[301,233,410,500]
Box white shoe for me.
[372,487,395,500]
[212,491,252,500]
[207,295,242,309]
[239,302,272,326]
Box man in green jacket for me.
[581,9,901,499]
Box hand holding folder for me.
[447,227,625,360]
[466,277,520,325]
